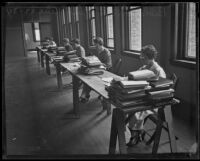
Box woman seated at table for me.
[66,38,85,58]
[126,44,166,147]
[48,37,57,47]
[79,37,112,103]
[63,38,73,52]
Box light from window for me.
[62,9,65,24]
[91,19,96,37]
[88,6,96,42]
[33,22,40,41]
[75,7,79,21]
[68,7,71,23]
[128,8,141,51]
[35,30,40,41]
[187,3,196,58]
[105,7,114,48]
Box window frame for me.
[170,3,197,69]
[123,6,142,54]
[32,22,40,42]
[103,6,115,48]
[87,6,96,45]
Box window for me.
[104,6,114,48]
[32,22,40,41]
[186,3,196,59]
[74,6,80,39]
[124,6,142,53]
[87,6,96,45]
[171,2,196,67]
[62,9,66,37]
[67,7,73,39]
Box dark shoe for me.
[80,95,90,103]
[126,130,143,147]
[126,135,140,147]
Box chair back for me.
[112,57,122,75]
[170,73,179,90]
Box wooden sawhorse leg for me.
[151,105,177,154]
[72,75,80,118]
[41,51,45,68]
[37,49,40,62]
[109,108,127,154]
[55,63,63,90]
[45,54,51,75]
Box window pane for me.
[35,29,40,41]
[107,7,113,14]
[34,22,39,29]
[91,19,96,37]
[62,9,65,24]
[91,10,95,18]
[75,7,79,21]
[68,7,71,23]
[108,39,114,48]
[129,8,141,51]
[106,15,113,38]
[187,3,196,58]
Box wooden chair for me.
[142,73,179,150]
[111,57,122,75]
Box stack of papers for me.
[128,69,157,81]
[119,80,149,88]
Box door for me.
[39,23,53,41]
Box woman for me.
[126,44,166,147]
[80,37,112,103]
[63,38,73,52]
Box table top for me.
[60,62,122,99]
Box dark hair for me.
[72,38,80,44]
[63,38,69,43]
[49,37,54,41]
[93,37,104,46]
[141,45,158,59]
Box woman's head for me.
[71,38,80,48]
[140,45,158,65]
[63,38,70,45]
[93,37,104,50]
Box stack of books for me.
[146,77,174,102]
[63,52,81,62]
[52,56,64,62]
[106,76,175,107]
[56,46,67,56]
[106,80,150,107]
[82,56,102,67]
[78,65,104,75]
[48,46,57,52]
[128,69,158,81]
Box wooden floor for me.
[4,51,197,158]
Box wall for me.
[5,13,25,57]
[160,5,197,125]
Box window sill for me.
[122,51,140,59]
[170,59,196,70]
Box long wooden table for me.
[59,62,180,154]
[45,52,57,75]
